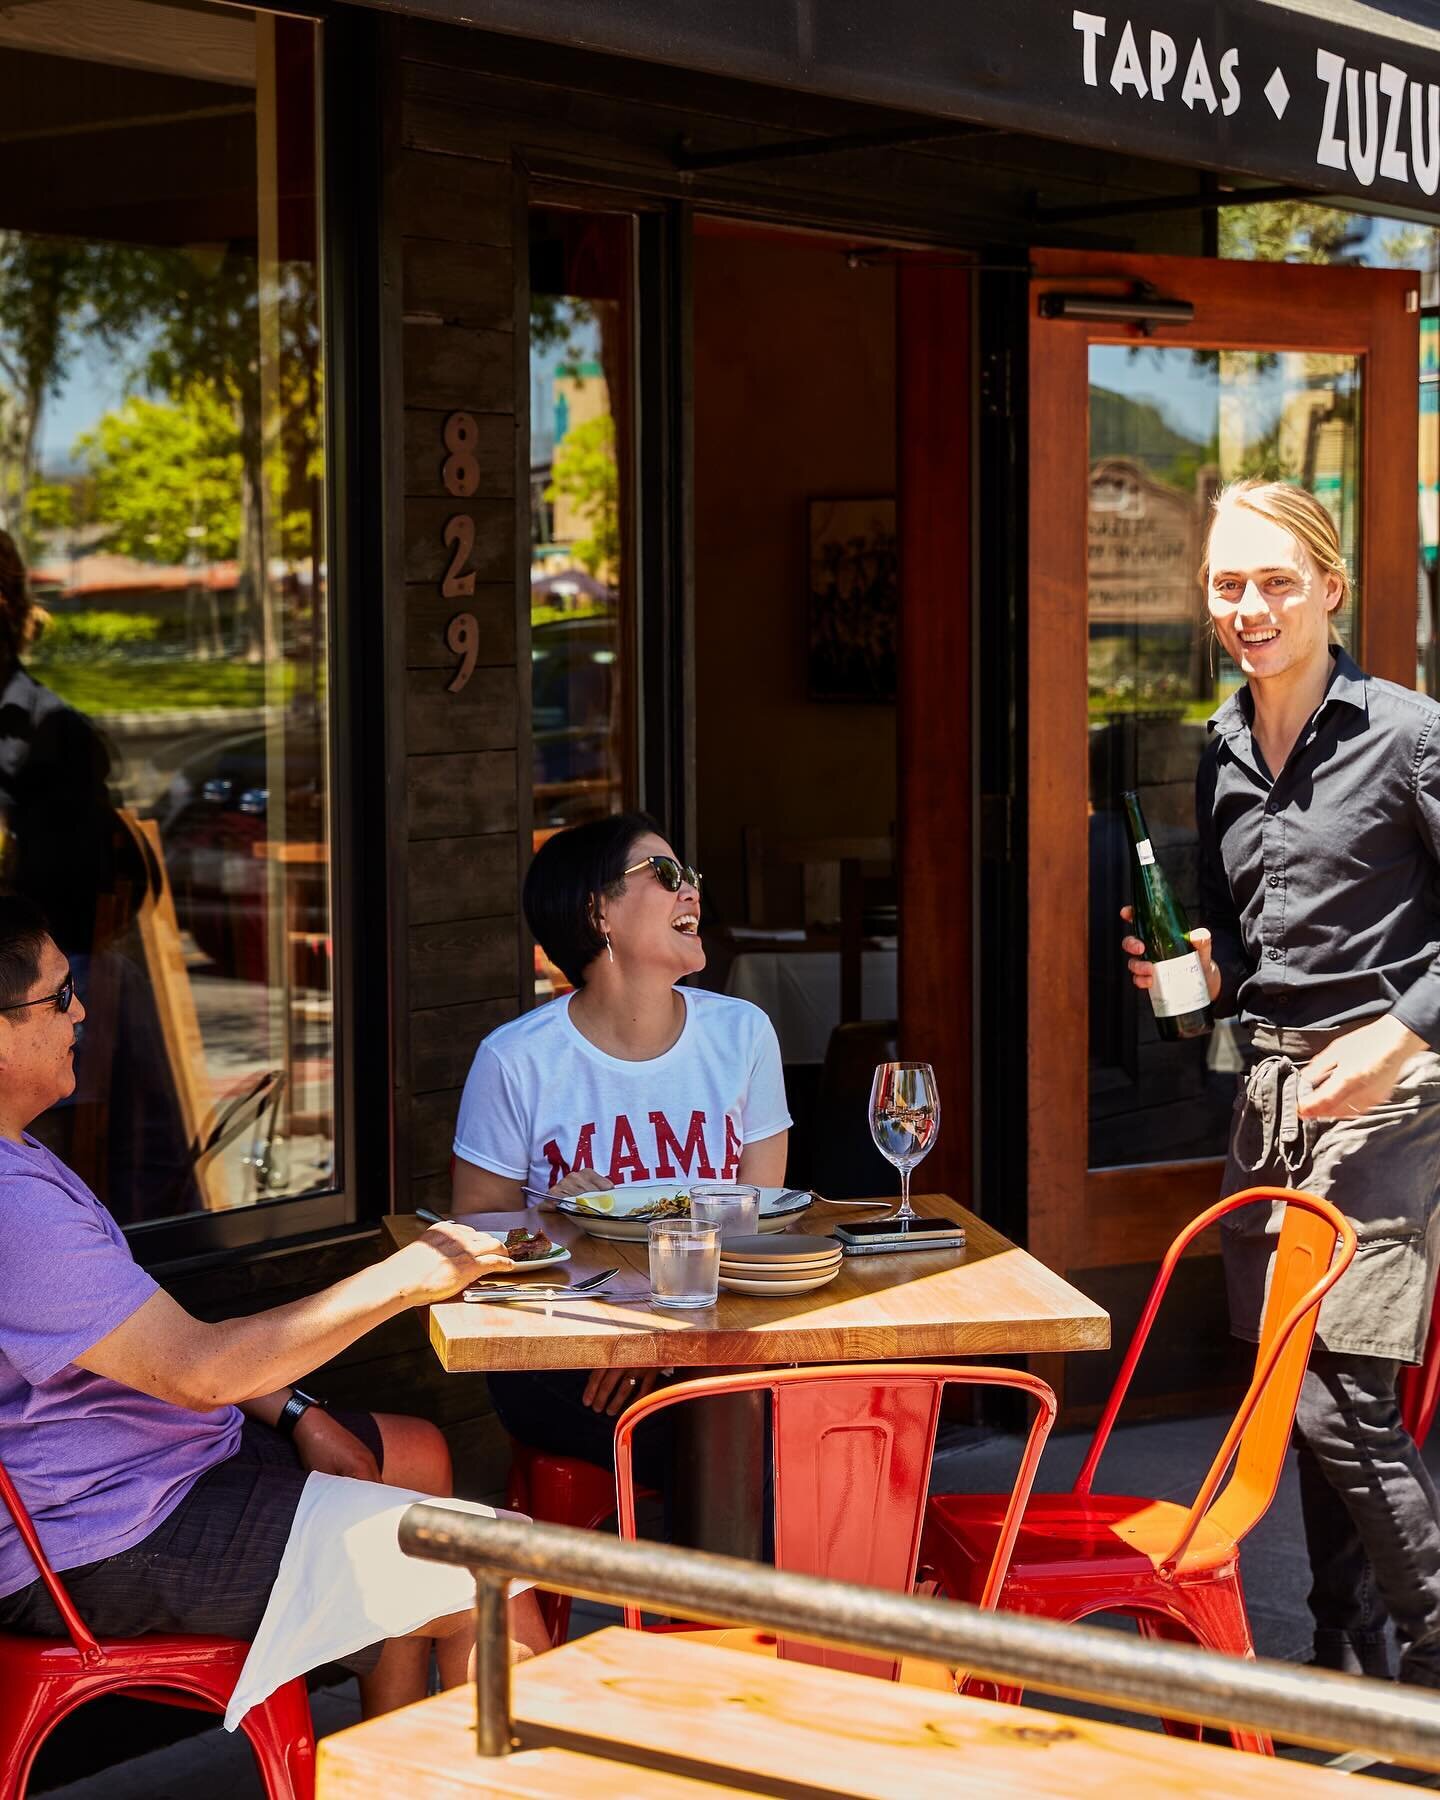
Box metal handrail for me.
[400,1504,1440,1770]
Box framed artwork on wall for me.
[805,496,898,702]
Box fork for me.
[464,1266,620,1303]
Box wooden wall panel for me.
[405,583,516,670]
[384,11,528,1329]
[411,997,518,1091]
[408,916,518,1010]
[404,665,516,754]
[402,324,513,413]
[408,751,518,840]
[405,409,514,497]
[408,834,518,927]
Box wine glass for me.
[868,1062,940,1223]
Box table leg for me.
[669,1391,766,1560]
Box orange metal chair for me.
[921,1186,1356,1756]
[614,1362,1057,1682]
[0,1456,315,1800]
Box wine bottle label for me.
[1149,950,1211,1018]
[1135,838,1156,866]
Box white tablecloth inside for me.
[726,947,898,1065]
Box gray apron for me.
[1221,1024,1440,1363]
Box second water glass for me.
[689,1184,760,1240]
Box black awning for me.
[373,0,1440,213]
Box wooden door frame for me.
[1027,248,1419,1395]
[898,257,973,1211]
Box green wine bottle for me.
[1121,790,1214,1042]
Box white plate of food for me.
[554,1184,811,1241]
[491,1225,570,1269]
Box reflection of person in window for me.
[0,533,187,1221]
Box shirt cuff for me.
[451,1142,528,1182]
[1391,974,1440,1049]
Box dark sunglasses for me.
[7,971,75,1016]
[623,854,702,894]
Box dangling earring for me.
[605,932,615,964]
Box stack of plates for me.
[718,1234,843,1296]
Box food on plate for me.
[569,1191,689,1220]
[503,1226,556,1261]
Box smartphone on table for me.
[832,1217,966,1255]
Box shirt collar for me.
[1207,646,1368,740]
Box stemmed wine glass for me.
[868,1062,940,1223]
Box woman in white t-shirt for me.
[451,813,790,1474]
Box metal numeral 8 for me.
[442,412,480,498]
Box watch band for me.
[276,1388,321,1439]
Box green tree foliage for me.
[1219,203,1368,264]
[76,388,241,562]
[546,413,619,576]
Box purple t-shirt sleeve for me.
[0,1171,159,1385]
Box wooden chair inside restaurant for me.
[809,1017,899,1198]
[0,1454,316,1800]
[614,1362,1056,1683]
[741,827,893,1024]
[920,1186,1357,1756]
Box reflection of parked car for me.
[152,728,327,983]
[532,612,623,827]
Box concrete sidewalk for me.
[36,1409,1440,1795]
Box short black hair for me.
[0,897,51,1010]
[523,812,665,988]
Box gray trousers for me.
[1295,1349,1440,1686]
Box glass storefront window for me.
[0,3,334,1225]
[1086,345,1360,1168]
[528,207,636,1000]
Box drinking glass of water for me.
[648,1218,720,1308]
[689,1185,760,1240]
[868,1062,940,1222]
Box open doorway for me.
[690,217,901,1194]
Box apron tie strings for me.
[1235,1053,1308,1177]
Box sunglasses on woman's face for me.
[623,854,703,894]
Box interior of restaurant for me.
[691,218,899,1192]
[528,208,904,1194]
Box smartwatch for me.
[276,1388,322,1439]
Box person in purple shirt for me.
[0,898,548,1712]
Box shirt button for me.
[1267,875,1281,888]
[1265,800,1279,814]
[1266,947,1281,961]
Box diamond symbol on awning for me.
[1265,66,1291,119]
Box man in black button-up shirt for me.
[1125,480,1440,1688]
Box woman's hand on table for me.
[393,1220,514,1303]
[583,1365,675,1416]
[543,1170,616,1206]
[292,1407,381,1481]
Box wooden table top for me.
[316,1627,1400,1798]
[383,1194,1109,1374]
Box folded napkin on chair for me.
[226,1472,531,1729]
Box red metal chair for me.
[614,1362,1057,1682]
[921,1186,1356,1756]
[505,1439,651,1644]
[0,1457,314,1800]
[1400,1273,1440,1448]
